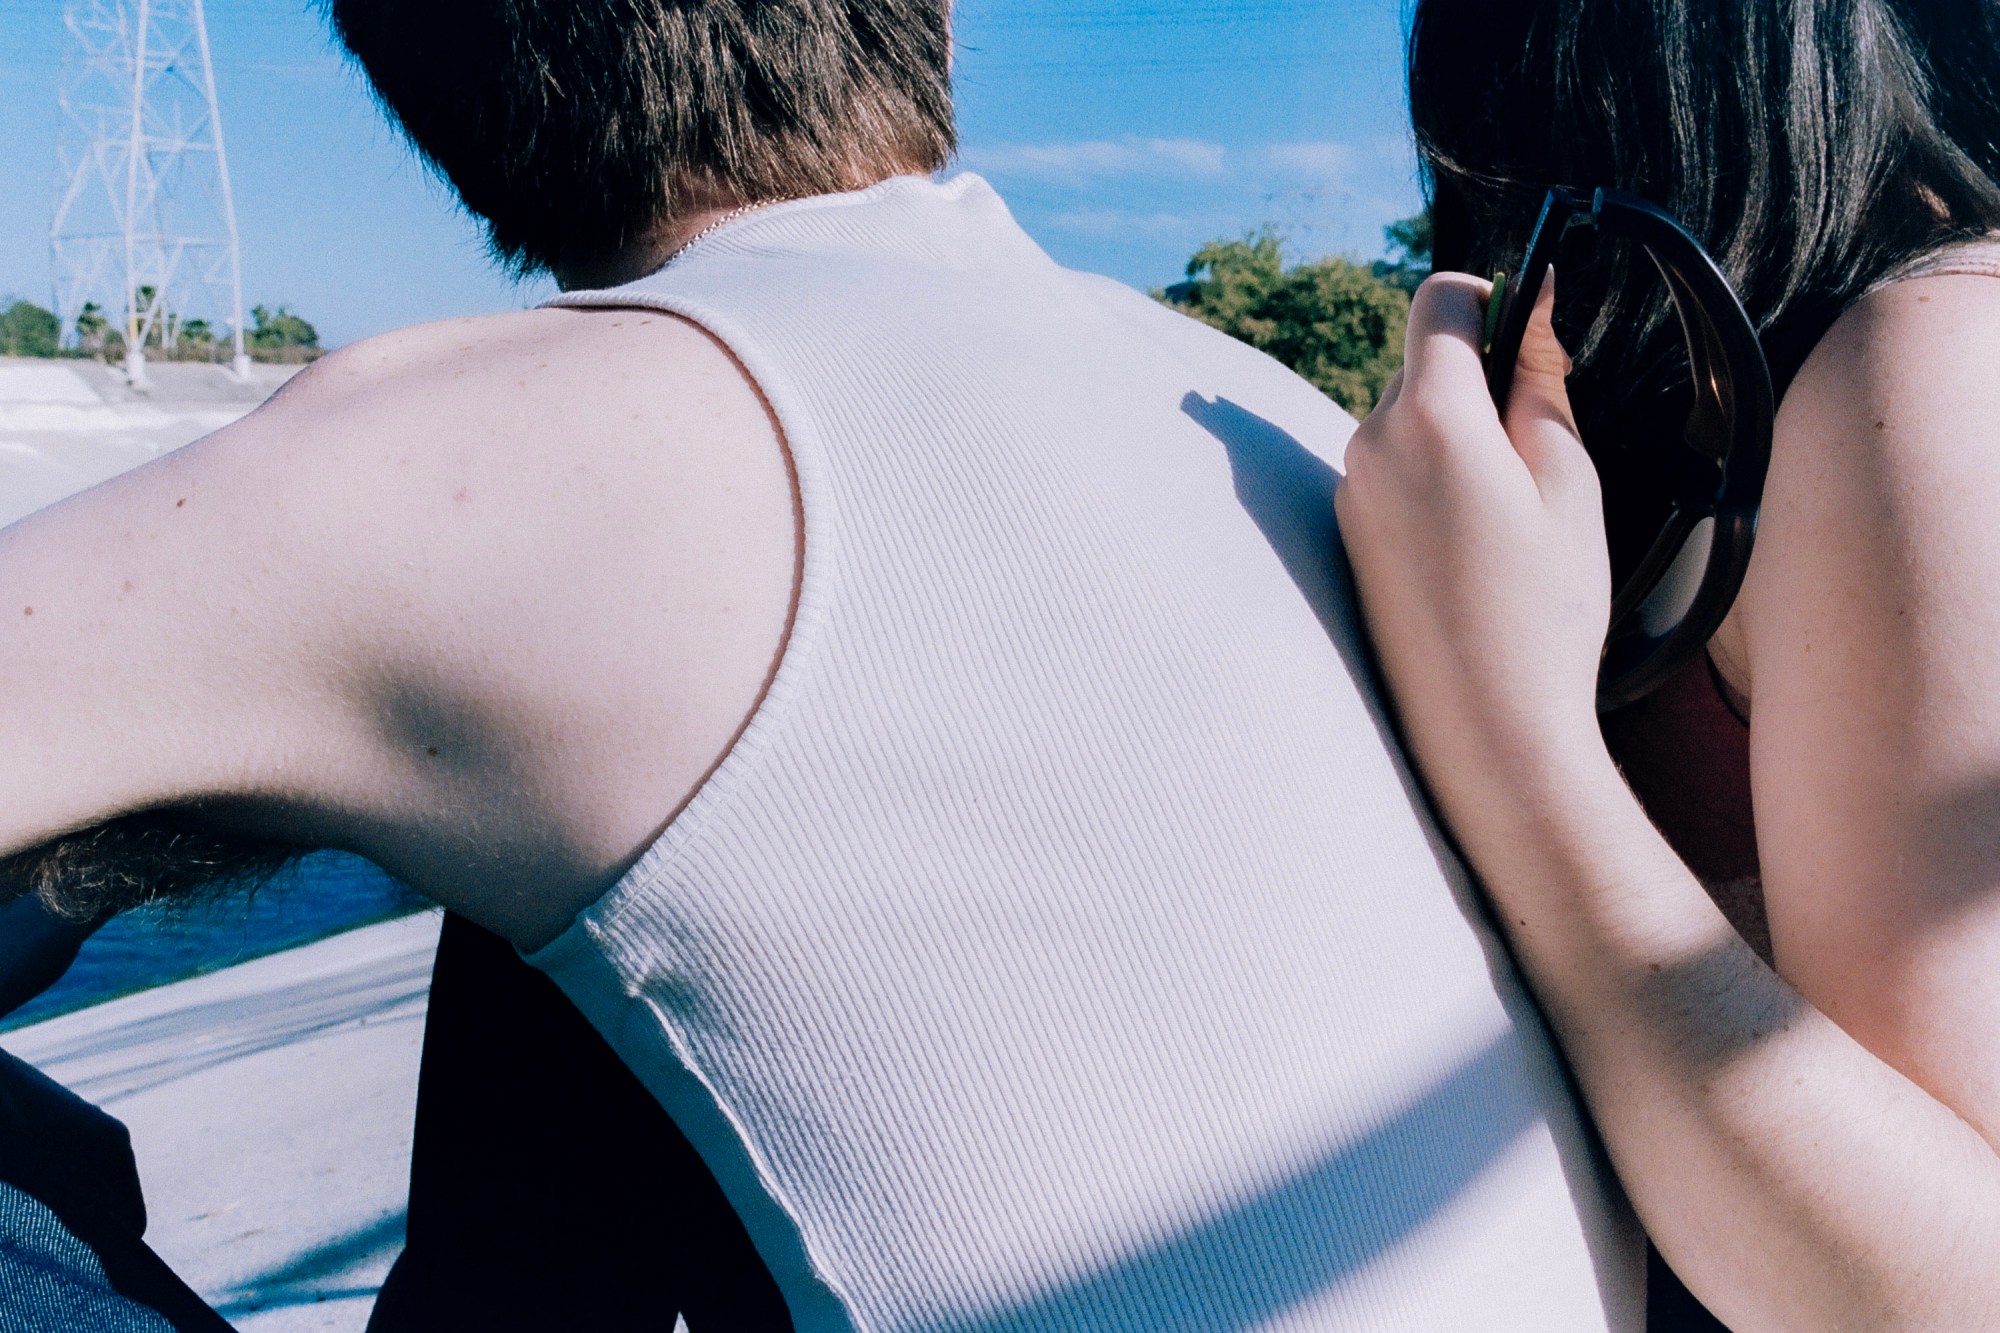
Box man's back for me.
[515,173,1641,1329]
[0,3,1643,1327]
[0,170,1641,1327]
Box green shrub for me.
[1160,232,1409,415]
[0,301,60,359]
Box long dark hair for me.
[1410,0,2000,570]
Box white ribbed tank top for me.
[529,174,1644,1331]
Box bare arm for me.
[0,307,796,948]
[1336,273,2000,1330]
[0,379,348,855]
[1736,275,2000,1151]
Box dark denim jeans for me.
[0,1049,230,1332]
[0,908,786,1333]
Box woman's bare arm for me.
[1734,274,2000,1151]
[1336,273,2000,1331]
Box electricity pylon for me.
[50,0,251,387]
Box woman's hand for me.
[1334,271,1610,832]
[1333,270,2000,1331]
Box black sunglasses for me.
[1483,187,1775,712]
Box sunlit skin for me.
[1336,271,2000,1329]
[0,198,804,951]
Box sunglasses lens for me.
[1629,515,1714,638]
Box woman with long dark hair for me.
[1338,1,2000,1326]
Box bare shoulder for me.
[275,304,745,412]
[1724,272,2000,677]
[0,303,797,943]
[1777,271,2000,468]
[107,302,791,666]
[197,301,786,576]
[236,305,766,499]
[1731,268,2000,1118]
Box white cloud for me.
[960,138,1365,194]
[1260,142,1355,182]
[960,137,1227,183]
[1046,208,1196,240]
[1363,133,1423,184]
[951,135,1423,270]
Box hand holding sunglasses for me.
[1483,188,1775,712]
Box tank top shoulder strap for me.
[1873,234,2000,289]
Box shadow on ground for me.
[212,1211,406,1319]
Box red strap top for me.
[1599,235,2000,964]
[1600,653,1769,958]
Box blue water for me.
[0,852,432,1031]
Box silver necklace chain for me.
[665,199,785,266]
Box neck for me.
[553,199,742,291]
[553,164,923,291]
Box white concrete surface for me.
[0,355,298,528]
[0,362,105,405]
[3,913,444,1332]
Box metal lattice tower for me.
[50,0,250,386]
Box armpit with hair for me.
[0,811,310,925]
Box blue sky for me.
[0,0,1421,348]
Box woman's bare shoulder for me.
[1729,262,2000,1113]
[1743,269,2000,626]
[1786,268,2000,440]
[1711,271,2000,690]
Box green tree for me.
[0,301,60,358]
[75,301,108,354]
[176,318,215,359]
[1168,232,1288,339]
[1384,211,1432,266]
[250,304,314,348]
[1373,210,1433,294]
[1161,231,1409,414]
[249,304,321,360]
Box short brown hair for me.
[329,0,956,277]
